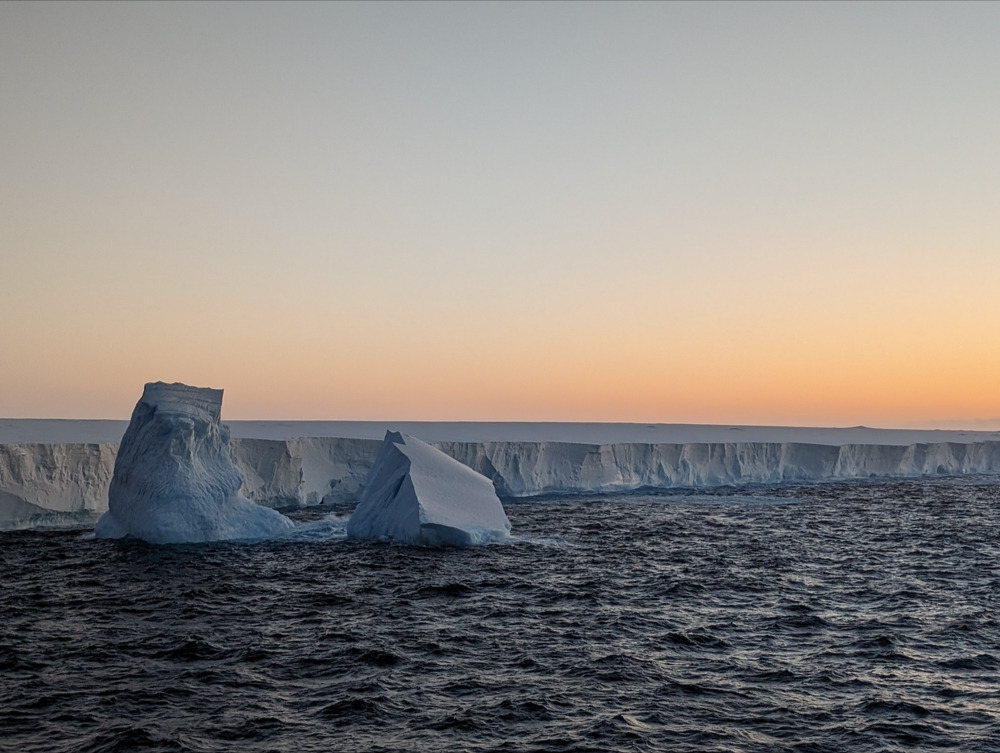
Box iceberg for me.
[346,431,511,546]
[94,382,294,544]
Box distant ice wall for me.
[437,440,1000,496]
[3,436,1000,529]
[0,443,116,529]
[231,437,382,508]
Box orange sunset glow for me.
[2,2,999,428]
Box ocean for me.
[2,477,998,752]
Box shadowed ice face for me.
[109,400,244,520]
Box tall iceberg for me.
[94,382,294,544]
[346,431,511,546]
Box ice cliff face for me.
[0,442,115,529]
[346,432,511,546]
[232,437,381,508]
[438,440,1000,496]
[93,383,294,544]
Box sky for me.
[1,1,999,426]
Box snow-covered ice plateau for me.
[93,383,294,544]
[346,431,511,546]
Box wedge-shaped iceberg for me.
[346,431,511,546]
[94,382,294,544]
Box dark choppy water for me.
[2,478,999,752]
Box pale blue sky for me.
[2,2,998,424]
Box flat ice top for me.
[2,419,1000,447]
[0,420,130,444]
[140,382,224,420]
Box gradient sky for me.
[2,2,998,426]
